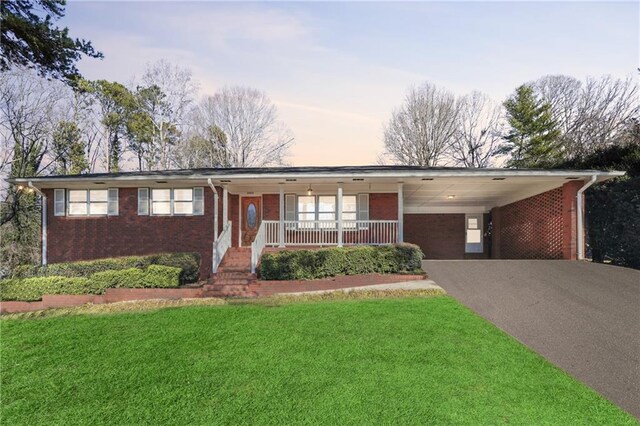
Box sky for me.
[63,1,639,166]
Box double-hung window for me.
[297,196,316,228]
[289,194,365,229]
[66,189,117,216]
[318,196,336,228]
[342,195,357,229]
[141,188,204,216]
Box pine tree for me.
[500,85,561,168]
[52,121,88,175]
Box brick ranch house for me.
[10,166,623,280]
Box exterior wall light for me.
[447,195,455,199]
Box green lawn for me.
[1,296,634,425]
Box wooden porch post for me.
[397,182,404,243]
[337,184,343,247]
[279,184,285,247]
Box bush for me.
[0,265,182,301]
[11,252,200,284]
[90,265,181,290]
[259,244,424,280]
[0,276,102,302]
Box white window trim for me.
[149,187,204,216]
[289,193,362,229]
[66,189,112,217]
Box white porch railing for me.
[262,220,398,246]
[212,220,232,273]
[251,221,267,274]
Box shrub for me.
[90,265,181,290]
[0,276,100,302]
[0,265,182,301]
[259,244,424,280]
[11,252,200,284]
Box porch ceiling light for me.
[306,185,313,196]
[447,194,455,199]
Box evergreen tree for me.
[1,0,102,82]
[500,84,561,168]
[52,121,88,174]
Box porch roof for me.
[10,165,623,212]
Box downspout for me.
[207,178,219,241]
[27,181,46,266]
[577,174,598,260]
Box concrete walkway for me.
[282,279,442,295]
[423,259,640,418]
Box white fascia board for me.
[405,205,489,214]
[8,169,626,185]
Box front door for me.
[241,196,262,246]
[465,214,484,253]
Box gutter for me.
[27,181,47,266]
[576,174,598,260]
[207,178,218,241]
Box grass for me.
[1,295,635,425]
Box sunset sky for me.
[64,1,638,166]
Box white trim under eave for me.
[9,170,626,185]
[404,206,489,214]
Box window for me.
[173,189,193,215]
[67,189,116,216]
[318,196,336,228]
[297,195,316,228]
[342,195,357,229]
[147,188,204,216]
[287,194,365,229]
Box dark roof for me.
[10,165,613,181]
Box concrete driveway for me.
[422,260,640,418]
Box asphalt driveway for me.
[422,260,640,418]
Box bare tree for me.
[449,91,504,168]
[141,60,198,169]
[382,83,460,166]
[177,86,293,168]
[534,75,638,160]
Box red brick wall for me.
[491,181,583,260]
[370,193,398,220]
[404,213,490,259]
[263,194,279,220]
[44,188,216,279]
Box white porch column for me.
[213,188,219,240]
[397,182,404,243]
[279,184,285,247]
[222,186,228,225]
[337,184,343,247]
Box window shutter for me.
[107,188,119,216]
[193,187,204,215]
[54,189,65,216]
[357,194,369,221]
[285,194,296,229]
[138,188,149,215]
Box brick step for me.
[217,268,252,274]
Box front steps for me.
[203,247,258,297]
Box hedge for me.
[90,265,181,290]
[11,252,200,284]
[0,265,182,301]
[259,244,424,280]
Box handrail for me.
[212,220,232,273]
[251,221,267,274]
[261,220,399,246]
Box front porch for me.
[211,181,405,274]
